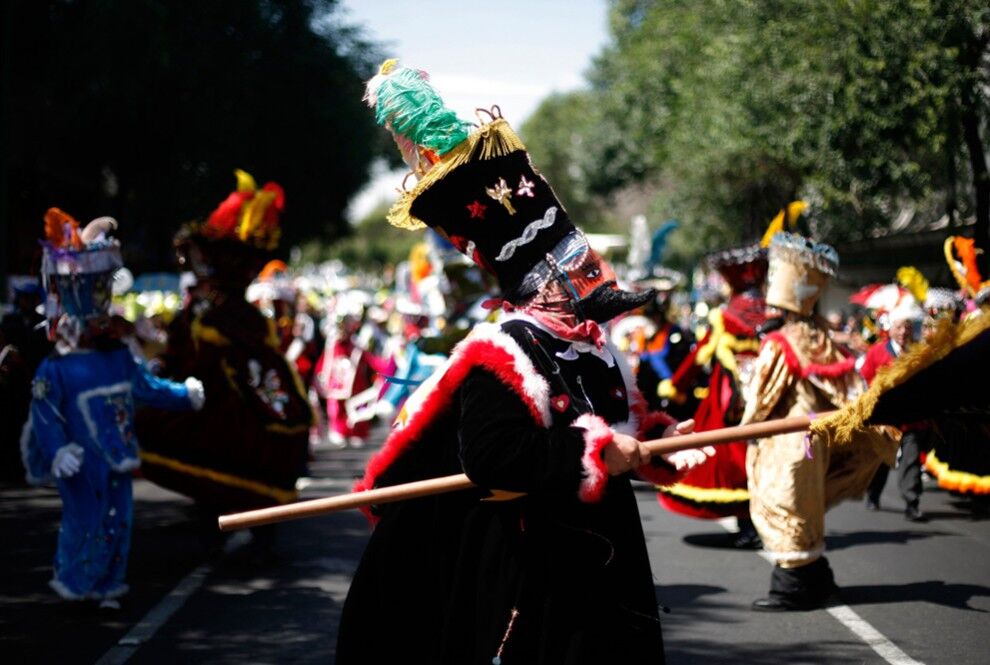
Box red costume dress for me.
[657,245,768,519]
[315,334,384,444]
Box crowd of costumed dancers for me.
[2,56,988,664]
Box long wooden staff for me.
[218,411,834,531]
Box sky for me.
[339,0,610,221]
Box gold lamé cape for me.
[742,321,897,568]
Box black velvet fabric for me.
[337,320,667,664]
[768,557,837,608]
[870,326,990,426]
[930,416,990,481]
[409,150,576,295]
[135,296,311,509]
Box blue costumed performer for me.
[22,208,204,608]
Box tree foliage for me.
[522,0,990,267]
[3,0,388,274]
[298,202,419,270]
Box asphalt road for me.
[3,429,989,664]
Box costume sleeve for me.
[858,345,880,384]
[27,360,71,468]
[669,332,705,393]
[740,338,794,425]
[130,356,203,411]
[632,408,684,486]
[458,367,612,503]
[363,349,392,376]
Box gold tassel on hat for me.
[386,117,527,230]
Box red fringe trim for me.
[763,331,856,379]
[573,413,613,503]
[354,334,548,521]
[627,396,681,486]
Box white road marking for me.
[94,564,212,665]
[93,529,255,665]
[716,518,924,665]
[826,605,924,665]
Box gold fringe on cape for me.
[811,312,990,444]
[139,450,298,504]
[387,118,527,230]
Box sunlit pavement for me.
[3,429,989,664]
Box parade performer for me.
[248,259,297,355]
[614,219,695,418]
[860,299,929,520]
[631,277,694,419]
[335,60,713,664]
[135,171,312,512]
[742,232,897,611]
[22,209,203,606]
[314,308,384,448]
[922,238,990,499]
[656,244,768,538]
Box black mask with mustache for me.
[572,282,657,323]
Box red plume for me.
[205,191,252,237]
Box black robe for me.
[135,294,311,510]
[337,318,672,664]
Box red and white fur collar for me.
[355,318,678,517]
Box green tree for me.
[520,91,605,230]
[303,202,418,271]
[523,0,989,265]
[2,0,388,275]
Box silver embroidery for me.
[495,207,558,262]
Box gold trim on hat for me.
[386,118,527,231]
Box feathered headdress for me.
[944,236,990,298]
[364,59,471,172]
[646,221,678,275]
[760,201,808,248]
[363,59,584,300]
[40,207,123,325]
[201,169,285,251]
[44,208,84,250]
[896,266,929,304]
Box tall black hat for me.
[366,61,582,301]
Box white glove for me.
[660,418,715,471]
[185,377,206,411]
[663,447,716,471]
[375,400,396,418]
[52,443,85,479]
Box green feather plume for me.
[370,66,471,156]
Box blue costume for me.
[23,208,202,603]
[24,346,198,600]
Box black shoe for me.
[732,530,763,550]
[905,505,927,522]
[752,597,791,612]
[865,498,880,512]
[752,596,806,612]
[752,590,836,612]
